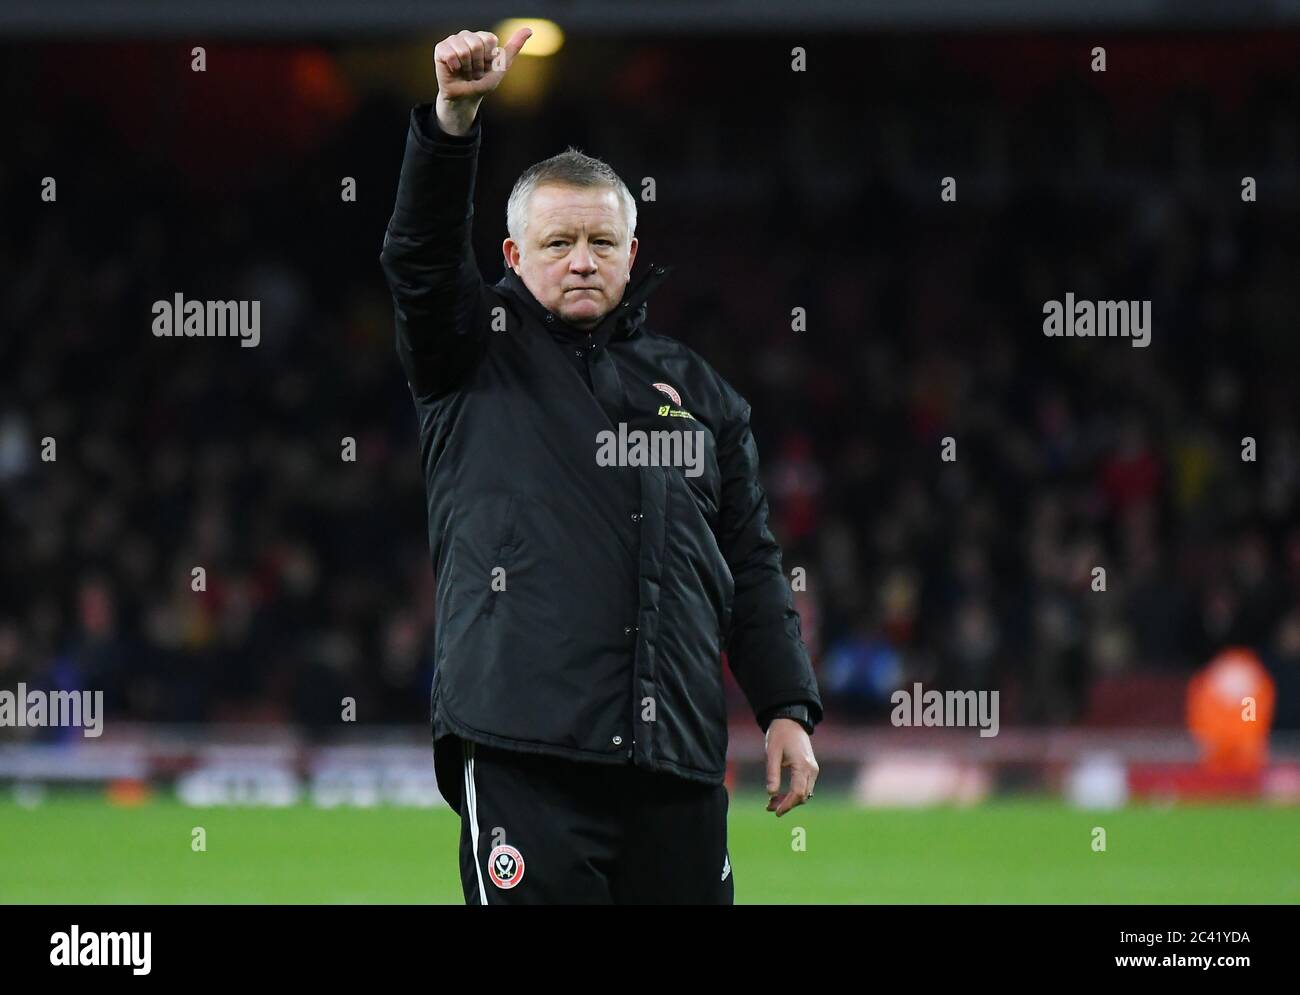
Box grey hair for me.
[506,146,637,247]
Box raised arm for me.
[379,27,532,399]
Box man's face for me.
[503,183,638,330]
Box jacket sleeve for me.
[379,103,488,400]
[716,390,824,731]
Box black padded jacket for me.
[379,104,822,812]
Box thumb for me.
[765,741,782,795]
[502,26,533,61]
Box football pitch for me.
[2,795,1297,904]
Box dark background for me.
[2,26,1298,735]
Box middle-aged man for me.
[379,25,822,904]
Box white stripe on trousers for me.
[463,741,487,905]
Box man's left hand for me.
[764,718,819,816]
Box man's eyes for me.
[546,239,615,248]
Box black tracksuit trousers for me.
[452,738,734,905]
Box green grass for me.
[2,795,1297,903]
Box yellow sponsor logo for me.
[657,404,696,420]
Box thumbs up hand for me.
[434,27,533,135]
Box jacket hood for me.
[494,263,673,347]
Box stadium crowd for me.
[2,36,1297,733]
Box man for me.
[380,26,822,905]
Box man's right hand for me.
[434,27,533,135]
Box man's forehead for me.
[529,184,623,228]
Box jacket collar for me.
[495,263,673,350]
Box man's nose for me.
[569,242,597,273]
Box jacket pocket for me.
[718,554,735,642]
[480,492,519,618]
[703,521,735,644]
